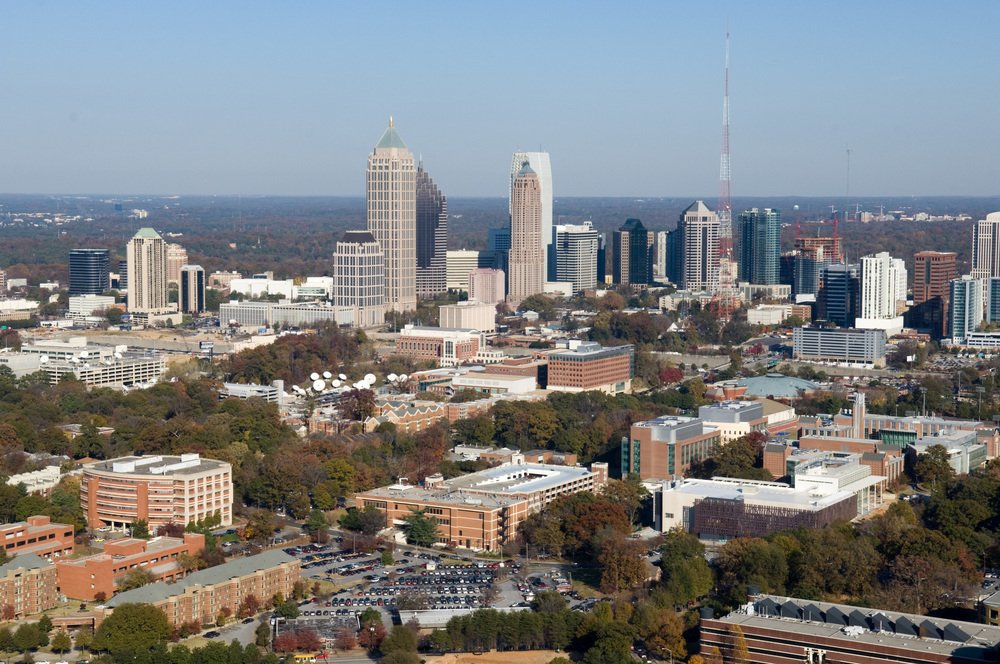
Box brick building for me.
[394,325,490,367]
[0,516,74,560]
[81,454,233,531]
[622,415,721,479]
[0,554,58,618]
[547,342,634,394]
[57,532,206,601]
[104,550,300,627]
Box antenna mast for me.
[718,30,733,261]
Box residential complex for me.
[0,555,58,619]
[856,251,906,335]
[126,228,169,314]
[468,268,506,305]
[950,274,984,344]
[81,454,233,531]
[546,342,634,394]
[738,208,780,285]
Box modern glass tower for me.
[415,162,448,299]
[179,265,206,314]
[738,208,781,285]
[950,275,983,343]
[612,218,653,286]
[367,119,416,312]
[818,263,860,327]
[69,249,110,296]
[553,222,599,293]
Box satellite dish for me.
[387,373,398,382]
[80,351,90,358]
[338,374,346,381]
[364,373,376,384]
[332,380,341,388]
[354,381,365,390]
[323,371,332,379]
[399,374,408,382]
[310,372,320,381]
[114,352,123,359]
[39,355,49,364]
[312,379,325,391]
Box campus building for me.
[697,401,767,444]
[395,325,502,367]
[547,342,634,395]
[105,550,301,627]
[355,461,607,551]
[623,415,722,479]
[0,555,58,618]
[81,454,233,531]
[0,516,74,560]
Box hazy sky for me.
[2,1,998,197]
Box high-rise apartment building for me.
[165,243,188,287]
[988,278,1000,325]
[367,119,416,312]
[415,162,448,299]
[738,208,781,285]
[507,161,545,307]
[69,249,110,296]
[552,222,599,293]
[912,251,957,338]
[332,230,385,328]
[972,212,1000,279]
[612,218,653,286]
[950,275,984,344]
[468,268,506,306]
[652,231,668,281]
[510,152,552,274]
[793,247,823,297]
[126,228,168,313]
[179,265,205,314]
[856,252,906,335]
[818,263,860,328]
[679,201,720,292]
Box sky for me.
[2,1,999,198]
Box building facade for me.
[738,208,781,285]
[179,265,205,314]
[0,555,58,619]
[394,325,487,367]
[507,162,545,307]
[439,302,496,334]
[680,201,720,292]
[415,162,448,299]
[446,250,481,292]
[367,119,417,312]
[972,212,1000,280]
[547,342,634,394]
[332,230,386,328]
[81,454,233,531]
[612,218,653,286]
[950,275,984,344]
[623,415,721,479]
[856,251,906,334]
[510,152,552,274]
[126,228,169,314]
[817,263,859,328]
[552,222,599,292]
[468,268,505,305]
[0,516,74,560]
[792,326,887,368]
[165,243,188,287]
[69,249,110,296]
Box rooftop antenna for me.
[717,28,733,261]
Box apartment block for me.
[0,516,74,560]
[0,555,58,618]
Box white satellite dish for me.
[387,373,398,382]
[293,385,305,394]
[323,371,332,379]
[80,351,89,358]
[114,352,123,359]
[399,374,408,382]
[39,355,49,364]
[310,372,320,381]
[332,380,341,388]
[364,373,376,384]
[312,379,326,391]
[354,381,365,390]
[338,373,347,381]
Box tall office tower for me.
[856,251,906,334]
[446,250,481,292]
[666,229,683,284]
[912,251,957,338]
[0,269,6,293]
[507,161,545,307]
[987,277,1000,324]
[166,243,188,287]
[679,201,720,292]
[332,230,386,328]
[367,119,416,312]
[950,275,984,343]
[738,208,781,285]
[818,263,860,328]
[481,226,511,291]
[126,228,168,313]
[794,235,843,265]
[179,264,206,314]
[510,152,552,273]
[652,231,668,281]
[794,248,822,297]
[488,227,511,253]
[596,233,607,284]
[553,222,599,293]
[612,218,653,286]
[69,249,110,295]
[415,162,448,299]
[468,268,506,306]
[972,212,1000,279]
[779,252,797,288]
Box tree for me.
[339,505,385,537]
[727,625,749,664]
[602,475,649,525]
[50,630,72,654]
[130,519,151,539]
[340,388,377,420]
[13,623,42,656]
[358,618,386,651]
[334,628,357,652]
[633,603,686,661]
[74,627,94,652]
[403,509,438,547]
[242,509,276,543]
[36,614,52,635]
[117,568,156,591]
[255,622,271,648]
[92,603,171,655]
[597,534,648,594]
[237,594,261,619]
[274,601,300,620]
[303,509,329,543]
[914,444,956,489]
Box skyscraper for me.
[972,212,1000,280]
[332,230,385,328]
[415,162,447,299]
[179,264,206,314]
[69,249,110,296]
[856,251,906,335]
[652,231,668,281]
[510,152,552,273]
[818,263,860,328]
[793,248,822,298]
[553,222,599,293]
[950,275,984,343]
[679,201,720,292]
[612,219,653,286]
[126,228,168,313]
[507,161,544,307]
[166,243,188,287]
[912,251,957,338]
[738,208,781,285]
[367,119,416,312]
[666,229,683,285]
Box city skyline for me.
[2,2,999,198]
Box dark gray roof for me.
[107,549,295,607]
[0,554,51,574]
[340,230,378,244]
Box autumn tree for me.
[92,603,171,655]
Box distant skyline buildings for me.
[180,264,205,314]
[415,162,448,299]
[69,249,110,296]
[367,119,416,312]
[678,201,720,292]
[856,251,906,335]
[126,227,168,314]
[612,218,653,286]
[553,221,599,293]
[510,152,552,273]
[972,212,1000,280]
[507,161,545,307]
[738,208,780,285]
[332,230,385,328]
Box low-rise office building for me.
[57,532,206,601]
[908,429,988,475]
[0,555,58,618]
[395,326,500,367]
[623,415,721,479]
[697,401,767,444]
[104,550,300,627]
[792,326,887,368]
[68,294,117,320]
[81,454,233,531]
[450,372,537,396]
[0,516,74,560]
[547,342,634,395]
